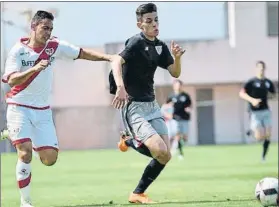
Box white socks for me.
[16,159,32,201]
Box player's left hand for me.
[112,86,128,109]
[171,41,186,58]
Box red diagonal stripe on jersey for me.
[6,40,59,99]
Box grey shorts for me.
[175,120,189,135]
[121,101,168,148]
[166,120,189,138]
[250,109,272,130]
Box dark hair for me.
[256,61,266,69]
[166,97,172,104]
[173,79,183,85]
[136,3,157,21]
[31,10,54,25]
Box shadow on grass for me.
[57,198,255,207]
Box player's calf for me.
[264,127,272,139]
[15,141,33,206]
[38,148,58,166]
[131,134,171,199]
[262,128,271,161]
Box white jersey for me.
[2,37,80,109]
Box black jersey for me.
[243,77,275,111]
[169,92,192,120]
[109,33,174,102]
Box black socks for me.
[125,139,152,158]
[133,159,165,194]
[178,139,184,156]
[262,139,270,159]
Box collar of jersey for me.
[140,32,158,45]
[20,36,57,54]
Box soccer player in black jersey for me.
[109,3,185,203]
[168,80,192,159]
[239,61,276,162]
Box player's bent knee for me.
[154,148,171,164]
[40,155,58,166]
[255,134,265,141]
[144,134,171,164]
[162,150,172,163]
[254,129,265,141]
[254,131,264,141]
[41,159,57,166]
[144,134,165,153]
[39,149,58,166]
[18,150,32,163]
[16,142,33,163]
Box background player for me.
[109,3,185,204]
[1,10,114,207]
[168,79,192,159]
[161,98,177,145]
[239,61,276,162]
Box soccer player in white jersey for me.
[1,10,114,207]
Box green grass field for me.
[1,144,278,207]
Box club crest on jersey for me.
[180,95,187,102]
[265,81,270,88]
[254,82,260,87]
[155,46,162,55]
[45,48,55,56]
[172,97,177,103]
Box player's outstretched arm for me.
[77,48,112,62]
[167,41,186,78]
[110,55,125,87]
[56,40,113,62]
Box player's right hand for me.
[112,86,128,109]
[251,98,262,107]
[34,60,50,72]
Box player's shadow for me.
[57,198,255,207]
